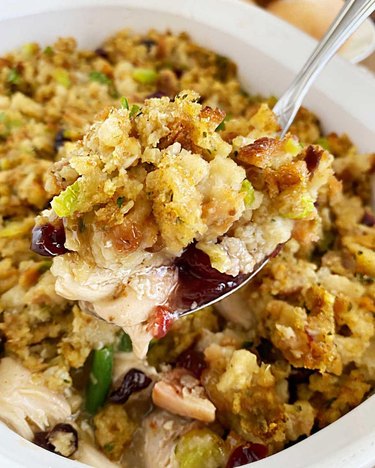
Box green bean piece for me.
[85,346,114,414]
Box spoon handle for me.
[273,0,375,136]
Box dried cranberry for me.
[0,330,6,356]
[173,68,184,79]
[140,38,157,51]
[226,443,268,468]
[172,244,246,312]
[109,368,152,404]
[175,349,207,379]
[147,305,175,338]
[145,91,168,100]
[305,145,323,174]
[34,423,78,458]
[255,338,279,364]
[362,211,375,227]
[34,431,54,452]
[54,129,70,152]
[288,368,314,404]
[31,221,68,257]
[94,47,109,59]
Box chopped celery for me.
[7,69,20,85]
[53,68,71,88]
[132,68,158,85]
[280,193,315,220]
[89,71,111,85]
[175,429,226,468]
[22,43,38,57]
[316,137,330,151]
[241,179,255,207]
[51,180,81,217]
[284,138,302,156]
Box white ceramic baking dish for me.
[0,1,374,467]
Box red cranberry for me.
[94,47,109,59]
[0,330,6,356]
[54,129,70,152]
[226,444,268,468]
[175,349,207,379]
[305,145,323,174]
[31,221,68,257]
[109,368,152,404]
[34,423,78,458]
[362,211,375,227]
[147,305,175,339]
[34,431,54,452]
[255,338,279,365]
[140,38,157,51]
[288,369,314,404]
[173,244,246,312]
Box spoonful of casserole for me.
[31,0,374,357]
[31,91,332,356]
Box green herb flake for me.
[78,218,86,233]
[116,196,125,208]
[7,69,20,85]
[242,340,253,349]
[89,71,111,85]
[118,332,133,352]
[51,179,81,217]
[316,137,330,151]
[120,96,129,110]
[129,104,140,118]
[104,443,114,453]
[215,114,232,132]
[132,67,158,85]
[43,46,54,56]
[215,121,225,132]
[38,260,53,273]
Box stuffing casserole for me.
[0,29,374,468]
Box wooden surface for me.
[362,53,375,73]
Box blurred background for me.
[250,0,375,71]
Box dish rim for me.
[0,1,373,467]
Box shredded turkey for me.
[152,369,216,423]
[0,357,71,440]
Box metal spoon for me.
[179,0,375,317]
